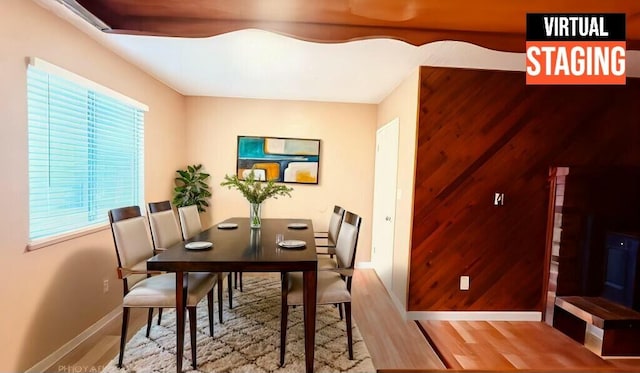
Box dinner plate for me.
[185,241,213,250]
[217,223,238,229]
[278,239,306,249]
[287,223,308,229]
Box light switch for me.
[494,193,505,206]
[460,276,470,291]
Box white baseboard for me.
[406,311,542,321]
[389,290,410,321]
[26,306,122,373]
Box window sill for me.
[26,223,110,251]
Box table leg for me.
[303,269,317,373]
[175,271,187,372]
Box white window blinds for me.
[27,60,145,242]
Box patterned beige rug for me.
[102,274,374,373]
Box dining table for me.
[147,217,318,373]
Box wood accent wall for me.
[409,66,640,311]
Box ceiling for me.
[35,0,640,103]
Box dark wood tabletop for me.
[148,217,317,272]
[147,217,318,373]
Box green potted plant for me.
[220,169,293,228]
[172,164,212,212]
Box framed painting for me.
[236,136,320,184]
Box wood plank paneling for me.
[410,67,640,311]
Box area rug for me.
[102,274,374,373]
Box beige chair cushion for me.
[335,222,358,269]
[149,210,182,249]
[318,257,337,270]
[178,205,202,240]
[112,216,154,271]
[125,260,150,289]
[286,271,350,306]
[327,209,343,243]
[124,272,216,308]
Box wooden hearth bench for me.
[553,296,640,356]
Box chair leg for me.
[239,272,243,292]
[217,275,224,324]
[188,307,197,369]
[338,303,343,320]
[118,307,130,368]
[207,289,214,337]
[157,308,163,325]
[344,302,353,360]
[145,308,154,337]
[228,272,233,309]
[280,272,289,367]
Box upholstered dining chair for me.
[177,204,236,309]
[177,204,203,241]
[109,205,217,369]
[280,211,362,366]
[148,200,224,324]
[314,205,345,257]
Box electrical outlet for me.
[460,276,470,291]
[103,279,109,293]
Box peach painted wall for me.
[184,97,377,263]
[0,1,186,371]
[376,68,420,310]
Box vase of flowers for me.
[221,169,293,228]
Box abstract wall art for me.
[236,136,321,184]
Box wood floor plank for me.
[450,320,477,343]
[51,308,149,372]
[351,269,446,371]
[420,320,624,371]
[73,335,119,368]
[415,318,465,369]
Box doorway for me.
[371,118,400,292]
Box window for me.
[27,58,146,243]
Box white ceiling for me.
[108,31,529,104]
[36,0,640,104]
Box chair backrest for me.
[178,204,202,240]
[327,205,346,244]
[334,211,362,270]
[108,206,154,288]
[148,200,172,214]
[147,201,183,250]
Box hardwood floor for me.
[352,269,445,371]
[419,320,640,372]
[52,307,149,372]
[49,270,640,372]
